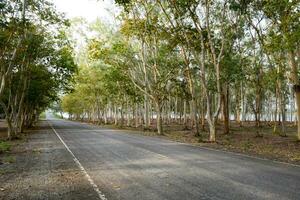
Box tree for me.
[0,0,77,139]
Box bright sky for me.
[52,0,118,23]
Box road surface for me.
[1,118,300,200]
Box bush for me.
[39,112,46,119]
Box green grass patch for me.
[0,168,16,175]
[2,155,15,164]
[0,141,11,154]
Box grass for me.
[2,155,15,164]
[0,141,11,154]
[0,168,16,175]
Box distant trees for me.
[258,0,300,138]
[0,0,77,139]
[61,0,300,141]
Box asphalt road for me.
[2,118,300,200]
[43,119,300,200]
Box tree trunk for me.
[183,100,188,129]
[208,120,216,142]
[222,84,229,134]
[7,118,15,140]
[144,94,150,129]
[126,99,130,127]
[294,91,300,139]
[289,51,300,140]
[135,102,139,128]
[174,97,178,123]
[235,83,241,125]
[114,105,118,125]
[200,95,206,131]
[155,101,163,135]
[280,98,286,136]
[104,106,108,124]
[190,99,200,136]
[120,105,124,127]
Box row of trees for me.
[61,0,300,142]
[0,0,77,139]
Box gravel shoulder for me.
[0,121,99,200]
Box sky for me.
[52,0,118,23]
[50,0,120,58]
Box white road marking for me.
[49,122,107,200]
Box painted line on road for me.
[48,122,107,200]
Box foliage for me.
[60,0,300,141]
[0,0,77,139]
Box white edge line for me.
[48,121,107,200]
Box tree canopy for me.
[3,0,299,143]
[0,0,77,139]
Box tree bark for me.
[208,120,216,142]
[222,84,230,134]
[289,51,300,140]
[183,100,188,129]
[144,94,150,129]
[155,101,163,135]
[235,83,241,126]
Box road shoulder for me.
[0,121,99,200]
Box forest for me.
[60,0,300,143]
[1,0,300,144]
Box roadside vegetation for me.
[39,112,46,120]
[56,0,300,162]
[61,2,299,135]
[0,0,77,140]
[0,141,11,154]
